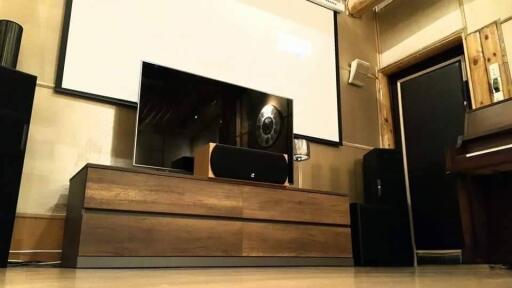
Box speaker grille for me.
[210,144,288,184]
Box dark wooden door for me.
[397,58,467,251]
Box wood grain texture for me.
[78,211,350,258]
[480,23,512,100]
[242,188,350,225]
[85,167,244,218]
[9,215,64,262]
[465,32,492,108]
[6,266,512,288]
[79,211,243,257]
[347,0,386,17]
[84,166,349,225]
[243,222,351,257]
[84,163,347,196]
[194,143,214,178]
[63,164,352,266]
[377,73,395,148]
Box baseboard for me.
[9,214,65,262]
[74,256,354,268]
[416,250,462,265]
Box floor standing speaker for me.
[0,66,36,267]
[351,148,414,266]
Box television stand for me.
[62,164,352,268]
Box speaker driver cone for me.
[256,104,282,147]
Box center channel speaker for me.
[194,143,289,185]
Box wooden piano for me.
[447,98,512,264]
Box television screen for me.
[134,62,293,182]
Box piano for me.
[447,98,512,264]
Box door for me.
[395,57,468,251]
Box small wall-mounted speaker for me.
[348,59,370,87]
[194,143,289,185]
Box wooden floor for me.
[1,265,512,287]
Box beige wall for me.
[377,0,512,69]
[463,0,512,33]
[2,0,379,215]
[1,0,136,215]
[377,0,463,68]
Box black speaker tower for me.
[0,66,36,267]
[350,148,414,266]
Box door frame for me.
[396,56,467,266]
[377,32,469,149]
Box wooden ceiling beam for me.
[347,0,388,17]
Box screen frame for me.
[55,0,343,146]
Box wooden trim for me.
[379,32,464,75]
[9,214,65,262]
[14,213,65,219]
[480,23,512,99]
[462,32,477,107]
[376,32,464,149]
[377,72,394,148]
[496,22,512,98]
[342,141,375,151]
[466,31,492,107]
[347,0,387,17]
[74,256,354,268]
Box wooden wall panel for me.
[480,23,512,99]
[347,0,387,17]
[9,214,65,262]
[465,23,512,108]
[466,32,493,107]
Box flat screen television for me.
[134,62,294,183]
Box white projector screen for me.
[57,0,341,144]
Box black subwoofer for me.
[194,143,289,185]
[350,148,414,267]
[350,203,414,266]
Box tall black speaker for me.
[351,148,414,266]
[0,66,36,267]
[363,148,408,211]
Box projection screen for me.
[56,0,341,144]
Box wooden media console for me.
[62,164,352,268]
